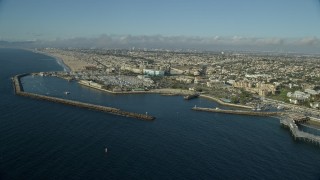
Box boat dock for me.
[12,74,155,121]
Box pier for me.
[12,74,155,121]
[280,115,320,145]
[193,106,320,146]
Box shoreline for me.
[30,50,257,110]
[200,94,253,109]
[32,73,320,126]
[78,80,254,109]
[24,50,316,120]
[32,49,71,72]
[16,72,320,146]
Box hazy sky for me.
[0,0,320,52]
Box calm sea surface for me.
[1,48,320,179]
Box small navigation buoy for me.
[105,148,108,153]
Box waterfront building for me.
[143,69,165,76]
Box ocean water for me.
[1,48,320,179]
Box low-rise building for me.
[143,69,165,76]
[288,91,310,104]
[176,76,194,84]
[310,102,320,109]
[305,89,320,95]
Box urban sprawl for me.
[38,48,320,117]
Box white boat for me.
[105,148,108,153]
[64,91,70,95]
[277,106,283,110]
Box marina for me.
[14,72,320,146]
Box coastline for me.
[32,49,71,72]
[200,94,253,109]
[32,49,92,72]
[26,49,318,118]
[78,80,253,108]
[29,50,256,110]
[54,56,71,72]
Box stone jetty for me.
[192,107,281,116]
[12,74,155,121]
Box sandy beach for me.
[37,49,91,72]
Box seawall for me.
[13,74,155,121]
[199,95,253,109]
[192,107,281,116]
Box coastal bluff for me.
[12,74,155,121]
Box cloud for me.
[3,34,320,53]
[294,37,319,46]
[255,38,284,46]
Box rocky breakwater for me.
[12,74,155,121]
[192,107,281,116]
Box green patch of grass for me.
[268,89,289,103]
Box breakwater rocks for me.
[12,74,155,121]
[192,107,281,116]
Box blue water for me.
[1,48,320,179]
